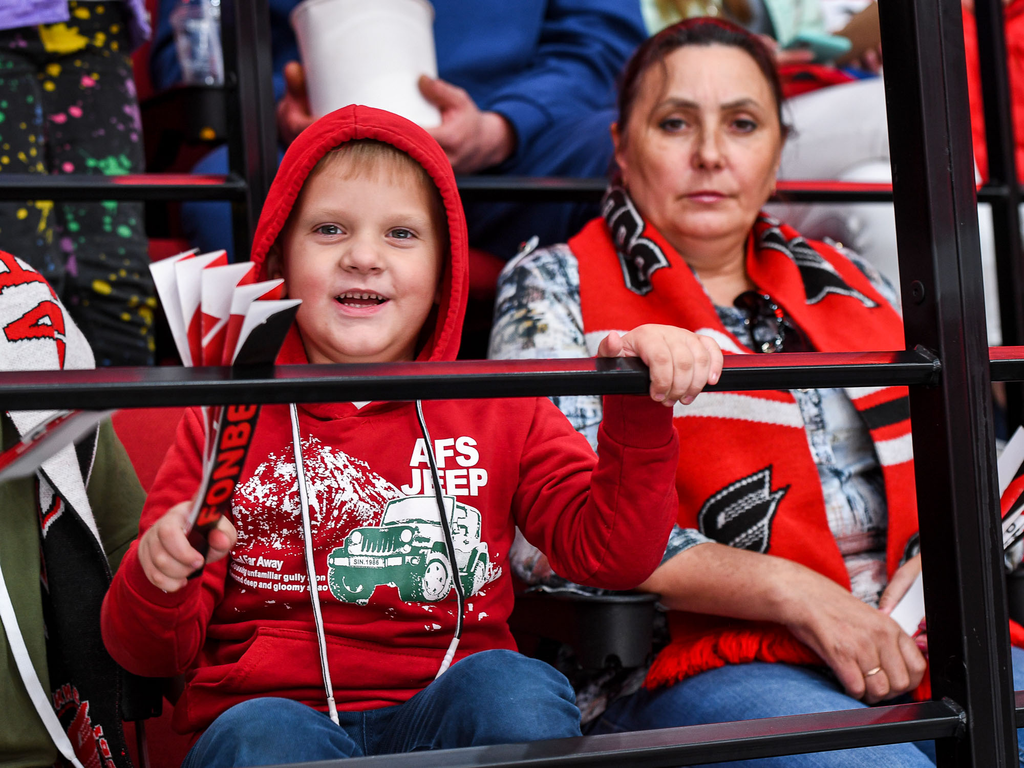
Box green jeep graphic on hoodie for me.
[328,495,490,605]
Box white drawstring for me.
[289,404,339,725]
[437,636,461,679]
[287,399,465,703]
[415,400,465,678]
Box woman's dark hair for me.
[617,17,790,141]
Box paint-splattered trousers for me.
[0,1,154,366]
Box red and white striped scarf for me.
[569,189,919,688]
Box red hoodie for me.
[101,106,680,735]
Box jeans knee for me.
[450,650,573,701]
[185,697,360,768]
[444,651,580,743]
[205,697,304,737]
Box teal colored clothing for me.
[0,416,144,768]
[640,0,826,46]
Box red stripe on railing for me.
[111,174,231,186]
[775,180,894,194]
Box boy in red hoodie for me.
[101,106,723,766]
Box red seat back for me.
[111,408,185,493]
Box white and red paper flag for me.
[1000,428,1024,551]
[0,253,299,508]
[150,251,300,558]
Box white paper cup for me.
[291,0,442,128]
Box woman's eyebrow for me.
[653,97,701,111]
[654,97,762,112]
[721,98,761,110]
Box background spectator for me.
[0,1,157,365]
[490,21,1024,764]
[642,0,1006,346]
[151,0,646,261]
[963,0,1024,184]
[0,252,145,768]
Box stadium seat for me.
[111,408,185,493]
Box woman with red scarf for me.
[489,18,1024,767]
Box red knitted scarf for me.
[569,189,919,690]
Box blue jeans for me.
[182,649,581,767]
[589,646,1024,767]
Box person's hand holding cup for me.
[417,75,515,173]
[277,61,315,145]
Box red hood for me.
[249,105,468,363]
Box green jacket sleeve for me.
[0,416,56,768]
[87,419,145,572]
[0,417,145,768]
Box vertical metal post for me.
[877,0,1017,764]
[973,0,1024,428]
[220,0,278,260]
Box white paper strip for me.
[149,250,196,366]
[200,263,255,354]
[999,427,1024,496]
[0,559,85,768]
[889,572,925,637]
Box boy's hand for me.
[597,325,723,406]
[138,501,237,592]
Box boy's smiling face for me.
[269,151,445,365]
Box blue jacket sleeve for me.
[481,0,646,157]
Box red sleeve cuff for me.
[600,394,676,449]
[120,544,204,609]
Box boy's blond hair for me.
[270,138,450,272]
[308,139,448,245]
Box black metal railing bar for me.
[257,699,964,768]
[987,346,1024,381]
[454,177,1021,204]
[878,0,1015,758]
[0,349,945,411]
[0,173,248,201]
[0,172,1019,205]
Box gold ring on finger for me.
[864,666,883,677]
